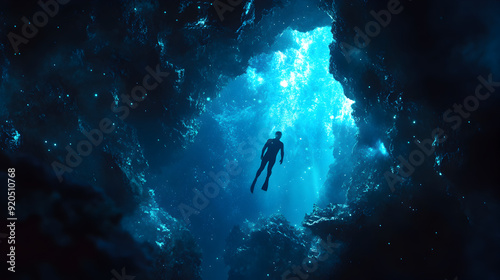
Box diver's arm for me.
[261,140,269,159]
[280,143,284,164]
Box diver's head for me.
[275,131,282,140]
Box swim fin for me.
[250,178,257,193]
[262,178,269,191]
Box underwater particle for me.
[280,80,288,87]
[207,97,211,101]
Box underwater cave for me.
[1,0,500,280]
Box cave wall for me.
[305,0,500,279]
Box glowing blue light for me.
[196,17,207,27]
[435,156,442,166]
[12,130,21,143]
[211,26,357,226]
[378,140,388,156]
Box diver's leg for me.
[251,159,268,193]
[262,159,275,191]
[256,159,267,177]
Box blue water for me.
[144,26,357,279]
[209,26,356,225]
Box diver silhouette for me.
[250,131,284,193]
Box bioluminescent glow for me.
[378,140,388,156]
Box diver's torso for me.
[264,139,282,159]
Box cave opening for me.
[207,26,358,224]
[162,25,360,279]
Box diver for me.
[250,131,284,193]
